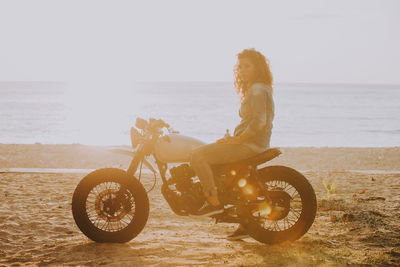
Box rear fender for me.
[257,165,301,179]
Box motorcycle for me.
[72,117,317,244]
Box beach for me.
[1,144,400,266]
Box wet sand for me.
[0,144,400,266]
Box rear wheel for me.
[241,165,317,244]
[72,168,149,243]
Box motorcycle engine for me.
[168,164,205,213]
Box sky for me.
[0,0,399,84]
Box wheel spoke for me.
[252,178,304,232]
[273,221,279,231]
[290,207,301,218]
[85,181,136,232]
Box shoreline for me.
[1,144,399,171]
[2,168,400,175]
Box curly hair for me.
[234,48,274,100]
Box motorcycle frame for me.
[124,130,271,211]
[122,122,275,224]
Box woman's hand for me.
[217,131,254,145]
[216,137,226,144]
[216,136,242,144]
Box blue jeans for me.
[189,142,258,198]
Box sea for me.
[0,81,399,147]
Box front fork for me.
[126,133,158,177]
[116,144,147,203]
[127,153,143,177]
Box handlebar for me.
[131,117,178,148]
[149,118,170,129]
[136,117,170,131]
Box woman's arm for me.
[217,131,253,144]
[218,84,271,145]
[242,84,268,136]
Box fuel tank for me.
[154,134,206,163]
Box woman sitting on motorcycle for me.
[189,48,275,239]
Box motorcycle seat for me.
[211,148,282,174]
[240,147,282,166]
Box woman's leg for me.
[189,142,257,205]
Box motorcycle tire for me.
[72,168,149,243]
[241,165,317,244]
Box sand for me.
[1,144,400,266]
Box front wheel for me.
[72,168,149,243]
[241,165,317,244]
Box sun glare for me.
[238,178,247,188]
[61,84,141,145]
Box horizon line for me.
[0,80,399,87]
